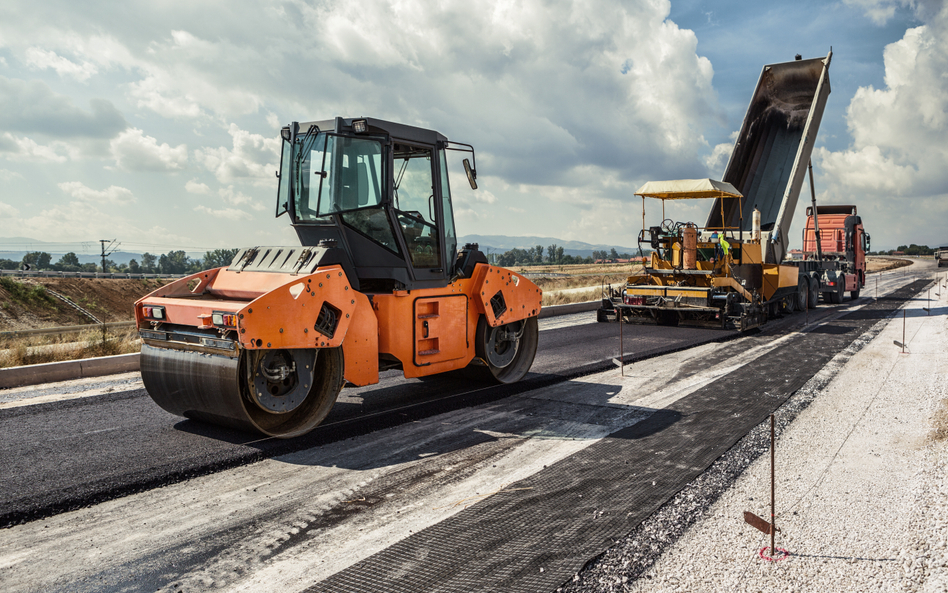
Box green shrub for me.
[0,277,58,308]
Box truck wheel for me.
[795,276,808,311]
[807,277,819,309]
[781,295,795,314]
[829,281,844,304]
[851,288,860,300]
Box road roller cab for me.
[136,117,542,438]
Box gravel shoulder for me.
[566,275,948,592]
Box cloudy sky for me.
[0,0,945,256]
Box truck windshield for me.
[283,132,400,253]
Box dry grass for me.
[542,288,604,307]
[866,257,912,274]
[512,262,642,293]
[0,327,140,368]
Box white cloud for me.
[0,76,127,139]
[110,128,187,171]
[817,2,948,246]
[185,179,211,194]
[705,131,740,176]
[0,0,731,248]
[0,169,25,182]
[126,30,264,119]
[8,201,196,247]
[0,132,68,162]
[193,204,252,221]
[58,181,136,204]
[23,47,97,81]
[194,124,279,184]
[219,185,267,211]
[0,201,19,217]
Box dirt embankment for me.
[866,257,912,274]
[0,278,166,331]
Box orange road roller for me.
[135,117,542,437]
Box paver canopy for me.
[634,179,742,200]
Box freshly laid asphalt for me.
[1,316,736,527]
[311,280,930,593]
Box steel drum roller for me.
[141,343,344,438]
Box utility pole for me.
[99,239,120,272]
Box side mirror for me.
[463,158,477,190]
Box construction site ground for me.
[0,261,942,592]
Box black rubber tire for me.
[781,295,796,314]
[828,281,843,304]
[807,276,819,309]
[474,316,539,384]
[851,288,860,300]
[656,311,679,326]
[796,276,808,311]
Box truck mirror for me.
[463,158,477,190]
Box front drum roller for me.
[474,316,539,384]
[141,343,344,438]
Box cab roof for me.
[300,117,448,146]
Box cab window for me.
[394,144,440,268]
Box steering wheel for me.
[661,219,678,234]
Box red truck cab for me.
[802,205,870,300]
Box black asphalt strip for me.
[0,321,736,529]
[309,280,930,593]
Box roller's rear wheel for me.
[141,344,343,438]
[241,347,344,437]
[474,316,539,384]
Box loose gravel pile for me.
[560,285,948,592]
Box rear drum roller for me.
[141,344,343,438]
[475,316,539,384]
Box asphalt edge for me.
[0,302,599,390]
[0,353,140,389]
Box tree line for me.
[868,244,937,256]
[487,244,634,267]
[0,248,239,274]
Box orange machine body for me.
[135,262,541,386]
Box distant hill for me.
[0,234,642,264]
[458,235,639,258]
[0,237,204,265]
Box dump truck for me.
[797,203,869,304]
[937,246,948,267]
[598,50,870,328]
[135,117,542,437]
